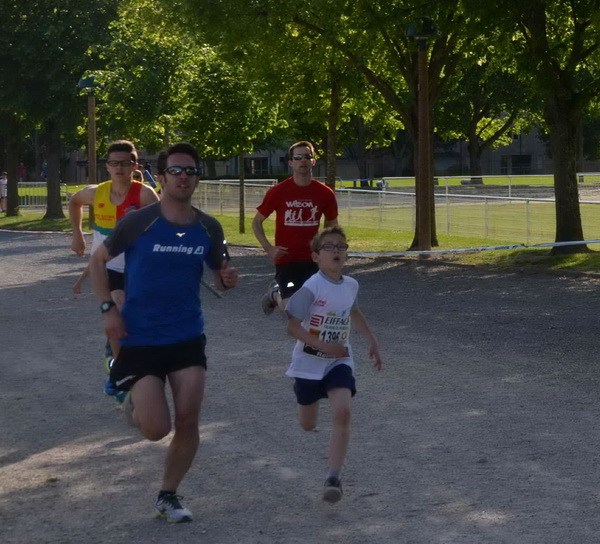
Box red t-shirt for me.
[256,177,338,264]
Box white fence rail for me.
[191,181,600,244]
[17,179,600,244]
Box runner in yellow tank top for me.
[69,140,159,360]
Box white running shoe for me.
[155,493,193,523]
[261,280,279,315]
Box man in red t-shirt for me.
[253,141,338,314]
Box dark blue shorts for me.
[109,334,207,391]
[275,261,319,299]
[293,364,356,406]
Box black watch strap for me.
[100,300,116,313]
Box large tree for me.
[0,0,118,218]
[184,0,473,248]
[467,0,600,253]
[437,31,538,176]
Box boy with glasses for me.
[285,226,383,503]
[69,140,159,359]
[90,142,238,523]
[253,141,338,315]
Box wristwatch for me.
[100,300,116,313]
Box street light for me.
[78,75,102,229]
[77,75,101,186]
[406,17,439,251]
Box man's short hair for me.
[311,226,347,253]
[288,141,316,160]
[107,140,138,162]
[157,142,200,174]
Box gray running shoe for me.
[155,493,193,523]
[322,477,343,503]
[261,280,279,315]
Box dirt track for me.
[2,230,600,544]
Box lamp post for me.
[77,76,100,185]
[78,75,101,229]
[406,17,439,251]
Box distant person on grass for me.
[89,142,238,523]
[69,140,159,358]
[0,172,7,212]
[252,141,338,315]
[285,226,383,503]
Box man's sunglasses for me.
[106,160,135,167]
[165,166,200,176]
[292,154,314,161]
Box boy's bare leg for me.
[326,388,352,473]
[298,402,319,431]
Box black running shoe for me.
[323,477,343,503]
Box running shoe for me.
[103,356,114,375]
[104,378,128,404]
[155,493,193,523]
[261,280,279,315]
[322,477,343,503]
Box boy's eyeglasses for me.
[319,243,349,252]
[107,160,135,167]
[292,154,314,161]
[165,166,200,176]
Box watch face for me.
[101,301,114,312]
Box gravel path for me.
[1,230,600,543]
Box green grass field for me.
[336,174,600,189]
[3,209,600,273]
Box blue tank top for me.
[104,202,228,346]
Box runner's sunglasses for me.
[106,160,135,167]
[165,166,200,176]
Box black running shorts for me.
[109,334,207,391]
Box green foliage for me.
[0,0,118,137]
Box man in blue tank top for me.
[89,142,238,523]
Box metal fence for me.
[18,182,70,207]
[17,179,600,244]
[192,181,600,244]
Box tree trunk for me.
[6,139,20,216]
[546,99,587,254]
[206,159,217,178]
[409,46,438,250]
[353,115,368,181]
[326,75,341,190]
[467,136,483,177]
[238,147,245,234]
[4,114,21,216]
[43,123,65,219]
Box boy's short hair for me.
[311,226,347,253]
[107,140,138,162]
[288,140,316,159]
[157,142,200,174]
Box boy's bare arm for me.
[351,308,383,369]
[287,316,349,358]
